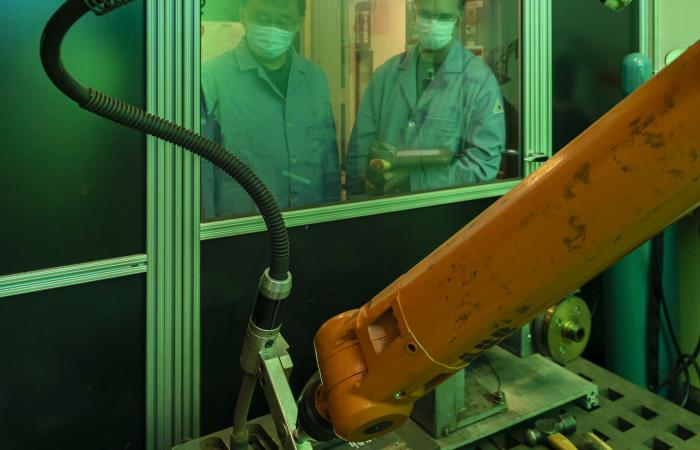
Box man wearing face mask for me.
[201,0,340,219]
[346,0,506,196]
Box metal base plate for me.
[174,347,598,450]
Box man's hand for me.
[363,142,412,195]
[364,168,410,195]
[382,169,410,193]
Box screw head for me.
[493,390,506,406]
[394,391,403,400]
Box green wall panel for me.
[200,198,496,434]
[0,1,146,276]
[0,275,146,450]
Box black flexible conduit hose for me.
[40,0,290,281]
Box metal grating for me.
[467,358,700,449]
[173,358,700,450]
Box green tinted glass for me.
[0,1,146,275]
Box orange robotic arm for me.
[307,41,700,442]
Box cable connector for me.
[84,0,135,15]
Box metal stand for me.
[408,346,598,448]
[257,337,312,450]
[411,363,507,438]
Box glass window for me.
[200,0,521,221]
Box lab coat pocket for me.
[421,116,461,150]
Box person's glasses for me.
[246,13,299,31]
[416,9,460,23]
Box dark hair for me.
[240,0,307,17]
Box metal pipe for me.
[230,373,256,450]
[562,321,585,343]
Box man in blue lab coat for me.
[346,0,506,196]
[201,0,340,219]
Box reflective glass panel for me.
[200,0,521,220]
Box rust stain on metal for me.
[629,114,656,137]
[574,163,592,184]
[690,148,698,162]
[666,169,685,178]
[563,215,587,251]
[519,211,537,230]
[515,305,531,315]
[644,132,666,149]
[663,80,680,113]
[455,311,473,328]
[628,116,641,133]
[564,162,592,200]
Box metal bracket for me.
[258,336,313,450]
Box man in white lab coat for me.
[201,0,340,219]
[346,0,506,196]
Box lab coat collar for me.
[234,40,307,97]
[398,49,419,109]
[397,39,465,109]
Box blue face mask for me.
[246,22,295,60]
[416,16,457,51]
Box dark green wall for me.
[0,276,146,450]
[0,2,147,449]
[200,197,496,433]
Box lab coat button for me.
[408,121,416,128]
[286,122,293,128]
[291,158,297,164]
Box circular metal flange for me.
[259,268,292,300]
[536,296,592,364]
